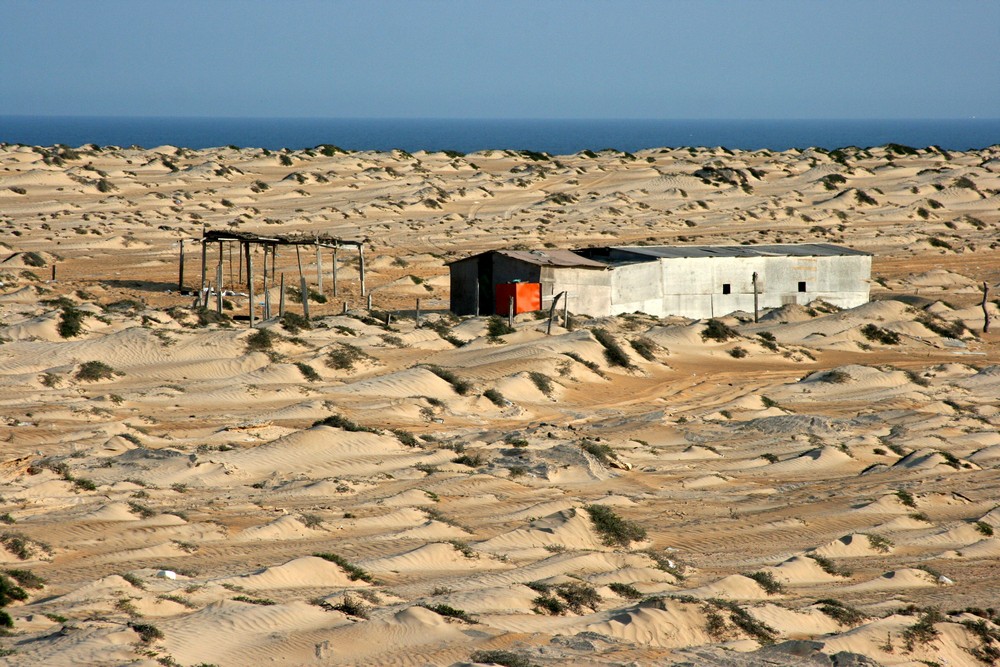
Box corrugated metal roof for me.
[448,249,608,269]
[606,243,870,259]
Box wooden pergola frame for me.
[179,229,367,326]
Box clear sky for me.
[2,0,998,119]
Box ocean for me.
[1,116,997,154]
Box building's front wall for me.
[609,260,664,315]
[449,257,480,315]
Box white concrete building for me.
[449,244,871,319]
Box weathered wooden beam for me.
[246,242,255,327]
[984,281,991,333]
[178,238,185,292]
[199,238,207,307]
[215,262,224,314]
[359,244,366,297]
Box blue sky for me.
[2,0,998,119]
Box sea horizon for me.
[2,115,998,154]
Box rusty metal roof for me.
[606,243,870,259]
[448,249,609,269]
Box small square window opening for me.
[798,281,807,292]
[722,284,731,295]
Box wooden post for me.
[752,271,760,323]
[51,264,57,282]
[508,295,515,328]
[247,243,255,327]
[547,291,566,335]
[343,301,348,314]
[332,245,339,297]
[262,246,270,319]
[563,294,569,328]
[199,238,207,307]
[386,312,391,326]
[983,281,991,333]
[316,241,323,294]
[475,278,480,317]
[415,298,421,328]
[300,275,310,319]
[177,239,184,291]
[359,244,366,297]
[295,245,309,319]
[279,273,286,317]
[367,293,373,310]
[215,262,224,314]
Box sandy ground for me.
[0,142,998,666]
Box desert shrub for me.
[902,609,943,650]
[896,489,917,508]
[953,176,977,189]
[816,598,866,625]
[421,603,474,623]
[231,595,276,605]
[807,554,851,578]
[861,324,900,345]
[330,594,370,619]
[311,414,377,433]
[744,571,784,595]
[127,502,156,519]
[469,649,535,667]
[728,346,748,359]
[390,428,420,447]
[528,371,553,396]
[0,575,28,606]
[533,594,566,615]
[608,582,643,599]
[279,311,310,334]
[325,343,373,371]
[129,622,164,644]
[245,328,278,354]
[562,352,605,377]
[584,505,647,547]
[593,328,634,368]
[819,369,851,383]
[865,533,893,553]
[701,319,738,342]
[552,582,601,613]
[295,362,320,382]
[76,361,118,382]
[58,305,85,338]
[483,388,507,407]
[424,365,472,395]
[761,396,780,408]
[313,553,373,582]
[2,569,44,590]
[928,236,953,250]
[580,440,615,466]
[974,521,994,536]
[707,598,777,644]
[854,189,878,205]
[628,337,658,361]
[487,315,515,340]
[757,331,779,351]
[452,452,487,467]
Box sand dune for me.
[0,143,997,666]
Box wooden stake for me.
[247,243,255,327]
[279,273,286,317]
[415,298,421,328]
[475,278,480,317]
[332,245,339,297]
[199,238,207,307]
[51,264,57,282]
[216,263,224,314]
[508,295,515,328]
[316,241,323,294]
[300,275,310,319]
[752,271,760,323]
[563,294,569,328]
[367,293,373,310]
[262,246,270,319]
[547,291,566,335]
[983,281,991,333]
[359,244,366,297]
[177,239,184,291]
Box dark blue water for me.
[1,116,998,153]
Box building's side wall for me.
[608,254,871,319]
[609,260,664,315]
[541,267,612,317]
[449,258,480,315]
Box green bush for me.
[744,571,784,595]
[593,329,634,369]
[701,319,738,342]
[816,598,866,625]
[584,505,647,547]
[468,649,535,667]
[245,328,278,354]
[129,622,164,644]
[312,414,377,433]
[483,388,507,407]
[487,315,515,340]
[580,440,615,466]
[861,323,900,345]
[295,362,320,382]
[75,361,118,382]
[608,582,643,599]
[325,343,373,371]
[280,311,311,333]
[628,337,658,361]
[424,365,472,395]
[528,371,553,396]
[58,306,85,338]
[420,603,474,623]
[313,553,373,582]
